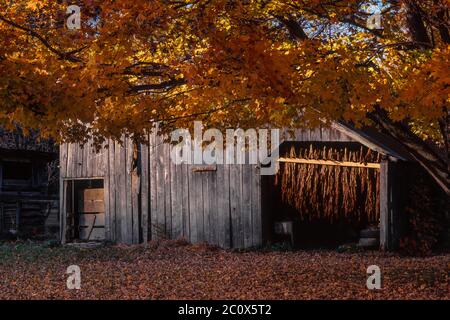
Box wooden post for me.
[59,178,64,243]
[380,159,399,251]
[59,179,66,244]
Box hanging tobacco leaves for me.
[275,144,381,224]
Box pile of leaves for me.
[0,240,448,300]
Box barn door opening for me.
[64,179,105,242]
[267,142,381,248]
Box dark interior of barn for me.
[64,179,105,242]
[263,141,382,249]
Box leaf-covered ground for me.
[0,240,448,300]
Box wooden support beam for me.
[60,179,67,244]
[277,157,381,169]
[380,160,399,251]
[379,160,388,250]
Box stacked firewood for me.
[275,145,381,224]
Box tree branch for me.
[368,108,449,196]
[276,16,309,41]
[0,15,84,63]
[129,78,186,93]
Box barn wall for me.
[140,132,262,248]
[60,135,263,248]
[59,126,358,247]
[60,138,139,244]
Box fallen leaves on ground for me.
[0,240,448,300]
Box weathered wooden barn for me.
[59,122,420,250]
[0,128,59,238]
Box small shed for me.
[0,128,59,238]
[59,123,415,250]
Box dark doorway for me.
[64,179,105,242]
[264,141,381,248]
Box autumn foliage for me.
[0,1,447,138]
[0,241,448,299]
[0,1,449,193]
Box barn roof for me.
[331,122,414,161]
[0,127,57,155]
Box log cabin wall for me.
[60,126,408,250]
[0,127,59,239]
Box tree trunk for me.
[405,0,432,47]
[368,109,449,196]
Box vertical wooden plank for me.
[163,141,172,239]
[71,143,77,177]
[72,143,78,178]
[181,158,190,241]
[388,161,399,250]
[202,172,211,244]
[196,169,204,243]
[92,143,99,177]
[230,164,243,248]
[114,139,124,243]
[141,142,149,244]
[380,159,390,250]
[188,167,202,243]
[60,180,66,243]
[76,143,82,177]
[149,131,158,240]
[108,140,116,242]
[216,164,231,248]
[155,133,166,238]
[321,127,329,142]
[171,147,183,239]
[131,141,140,244]
[59,143,71,244]
[252,165,262,247]
[125,138,133,244]
[103,143,111,241]
[79,143,86,178]
[86,143,92,177]
[310,128,317,141]
[208,171,218,245]
[60,144,68,179]
[131,169,140,244]
[98,143,105,176]
[91,144,97,178]
[242,164,253,248]
[86,142,92,177]
[66,143,73,178]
